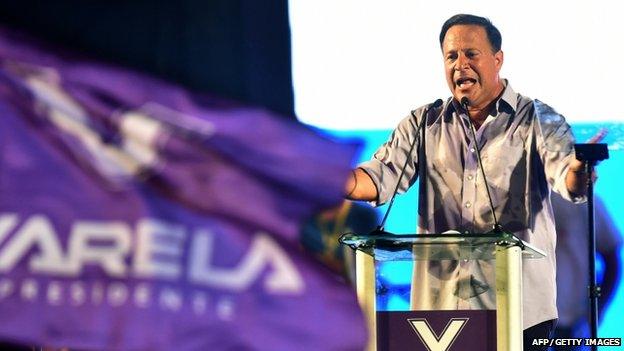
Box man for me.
[345,14,593,350]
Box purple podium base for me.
[377,310,497,351]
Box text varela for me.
[0,213,304,294]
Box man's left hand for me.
[568,128,607,172]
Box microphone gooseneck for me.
[461,97,501,232]
[376,99,443,232]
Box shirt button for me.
[465,202,472,208]
[470,148,475,153]
[467,175,473,180]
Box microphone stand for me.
[459,98,513,236]
[574,143,609,349]
[461,98,500,233]
[376,99,442,232]
[586,160,599,347]
[460,97,528,255]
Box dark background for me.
[0,0,295,117]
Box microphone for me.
[376,99,443,232]
[460,96,470,111]
[460,97,501,232]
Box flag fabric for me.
[0,27,366,350]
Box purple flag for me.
[0,27,366,350]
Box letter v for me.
[408,318,468,351]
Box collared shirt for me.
[359,82,580,328]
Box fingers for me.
[587,128,608,143]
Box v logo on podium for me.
[407,318,468,351]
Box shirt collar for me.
[498,79,517,113]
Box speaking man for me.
[345,14,594,350]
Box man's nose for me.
[455,54,469,70]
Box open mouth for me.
[455,77,477,89]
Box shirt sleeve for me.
[357,107,424,206]
[533,99,583,203]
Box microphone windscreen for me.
[460,96,470,108]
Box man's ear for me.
[495,50,504,71]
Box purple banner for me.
[0,27,366,350]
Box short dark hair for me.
[439,14,502,52]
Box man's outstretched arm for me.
[344,168,378,201]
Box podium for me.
[340,231,545,351]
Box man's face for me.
[442,25,504,110]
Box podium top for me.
[339,231,546,261]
